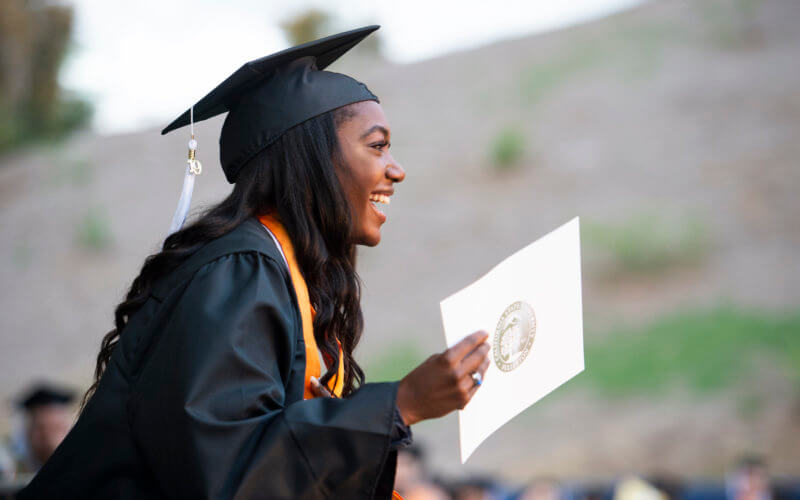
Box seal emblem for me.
[493,301,536,372]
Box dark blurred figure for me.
[726,456,772,500]
[16,383,75,472]
[397,444,428,495]
[404,480,452,500]
[517,478,563,500]
[395,443,454,499]
[685,456,777,500]
[581,485,613,500]
[649,476,684,500]
[452,476,507,500]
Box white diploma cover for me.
[440,217,585,463]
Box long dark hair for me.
[83,106,365,407]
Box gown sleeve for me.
[127,251,399,500]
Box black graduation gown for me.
[19,217,401,499]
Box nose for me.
[386,156,405,183]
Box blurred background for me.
[1,0,799,498]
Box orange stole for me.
[258,213,344,398]
[258,214,404,500]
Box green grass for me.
[364,341,426,383]
[363,307,800,406]
[579,306,800,397]
[516,23,678,109]
[49,155,93,187]
[519,42,606,107]
[582,214,709,276]
[699,0,763,50]
[488,126,526,170]
[75,207,113,251]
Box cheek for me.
[343,162,377,201]
[334,165,361,209]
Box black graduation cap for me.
[17,383,76,411]
[161,25,381,184]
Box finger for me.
[310,377,332,398]
[456,342,490,377]
[310,378,322,397]
[459,372,483,406]
[445,330,489,364]
[466,380,482,401]
[458,373,476,395]
[315,384,332,398]
[477,356,490,378]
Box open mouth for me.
[369,193,390,215]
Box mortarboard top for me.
[161,25,381,183]
[17,383,76,411]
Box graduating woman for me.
[19,26,490,499]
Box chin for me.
[355,229,382,247]
[360,235,381,247]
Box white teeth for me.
[369,194,391,205]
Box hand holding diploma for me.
[309,331,492,427]
[395,330,491,425]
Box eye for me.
[370,141,389,151]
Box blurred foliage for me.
[582,214,709,276]
[75,206,112,251]
[579,306,800,396]
[281,9,332,45]
[365,340,425,383]
[0,0,92,155]
[280,9,382,59]
[50,155,93,187]
[488,126,526,170]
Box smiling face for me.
[334,100,405,246]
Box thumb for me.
[310,376,333,398]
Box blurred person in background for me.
[726,456,772,500]
[404,481,452,500]
[581,486,613,500]
[452,476,507,500]
[396,444,429,494]
[517,477,563,500]
[613,477,668,500]
[396,443,453,499]
[13,384,75,474]
[649,475,683,500]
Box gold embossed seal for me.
[493,301,536,372]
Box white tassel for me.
[168,162,198,235]
[167,106,201,236]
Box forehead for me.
[29,404,70,421]
[338,100,390,136]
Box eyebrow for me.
[360,125,389,140]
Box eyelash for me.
[371,141,390,151]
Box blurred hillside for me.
[1,0,799,481]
